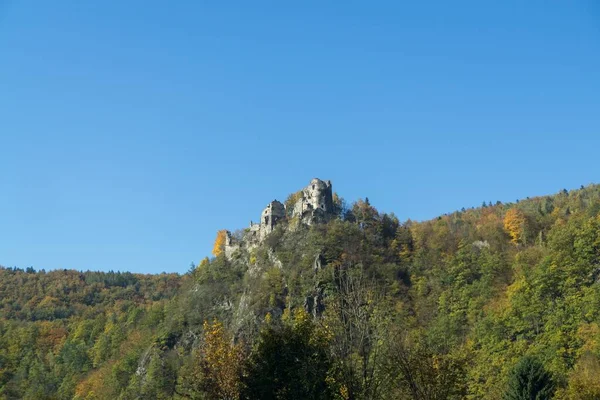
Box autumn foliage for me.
[503,208,526,244]
[212,229,227,257]
[4,185,600,398]
[200,320,244,399]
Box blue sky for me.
[1,1,599,274]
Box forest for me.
[2,184,600,399]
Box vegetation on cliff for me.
[2,183,600,399]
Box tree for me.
[201,319,243,399]
[242,309,333,400]
[504,356,555,400]
[212,230,227,257]
[384,331,467,400]
[562,353,600,400]
[351,199,378,231]
[504,208,527,245]
[323,259,391,400]
[136,349,177,400]
[175,319,243,400]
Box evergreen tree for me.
[504,356,555,400]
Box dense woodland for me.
[2,184,600,399]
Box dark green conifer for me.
[504,356,555,400]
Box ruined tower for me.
[292,178,334,224]
[259,200,285,239]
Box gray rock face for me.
[304,286,325,318]
[224,178,335,258]
[314,253,326,272]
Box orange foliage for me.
[212,230,227,257]
[74,361,116,400]
[37,321,68,353]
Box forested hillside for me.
[2,184,600,399]
[0,269,182,399]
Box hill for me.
[2,179,600,399]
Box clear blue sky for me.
[1,1,599,274]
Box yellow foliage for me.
[577,323,600,353]
[201,319,243,399]
[212,230,227,257]
[293,307,310,325]
[198,257,209,270]
[503,208,526,244]
[103,319,115,335]
[339,384,350,400]
[398,243,412,262]
[561,353,600,400]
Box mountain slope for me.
[2,181,600,399]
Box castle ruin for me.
[224,178,334,258]
[292,178,334,225]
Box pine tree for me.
[504,356,555,400]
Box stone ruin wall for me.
[224,178,334,258]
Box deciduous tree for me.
[212,230,227,257]
[504,208,527,245]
